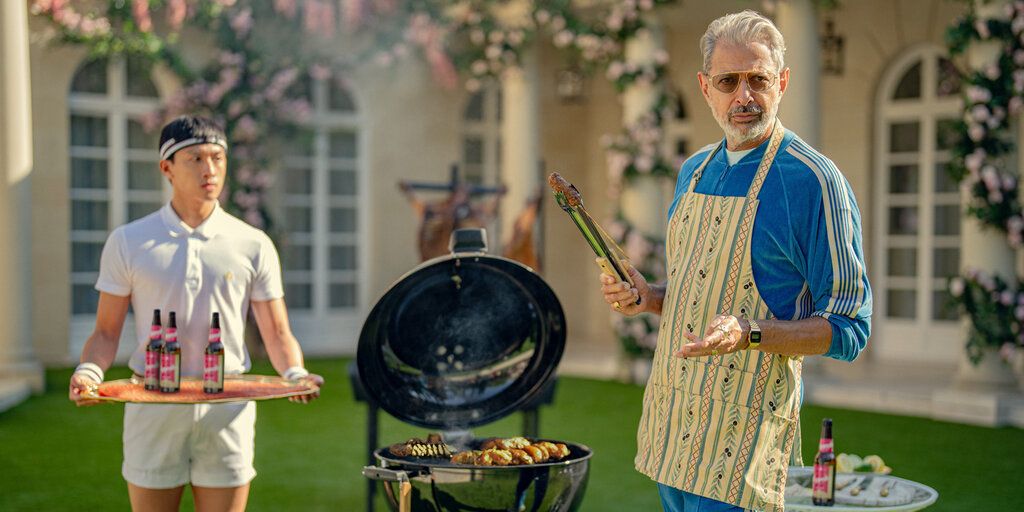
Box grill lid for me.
[357,229,566,429]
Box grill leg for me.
[367,402,379,512]
[522,407,539,438]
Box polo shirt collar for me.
[161,202,228,240]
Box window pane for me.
[71,59,107,94]
[889,164,918,194]
[887,248,916,277]
[125,57,159,98]
[71,242,104,272]
[329,83,356,112]
[675,139,689,160]
[330,245,356,270]
[673,94,687,120]
[285,207,312,233]
[886,289,916,319]
[935,162,958,193]
[932,289,959,321]
[464,164,484,185]
[937,57,962,97]
[283,243,312,271]
[934,205,960,236]
[283,167,312,195]
[284,132,314,157]
[72,284,100,315]
[464,91,484,121]
[127,119,158,149]
[71,200,108,230]
[329,169,356,196]
[463,136,484,165]
[285,283,312,309]
[70,115,108,147]
[71,158,109,189]
[329,131,357,159]
[888,206,918,235]
[128,202,161,221]
[329,283,357,308]
[933,248,960,278]
[889,122,919,152]
[935,118,959,151]
[128,161,162,190]
[330,207,356,233]
[893,61,921,99]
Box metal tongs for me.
[548,172,641,305]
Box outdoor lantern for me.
[821,17,845,76]
[555,66,586,104]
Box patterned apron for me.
[635,120,803,512]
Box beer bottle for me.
[203,312,225,393]
[159,312,181,393]
[812,418,836,506]
[144,309,162,391]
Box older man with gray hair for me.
[598,10,872,511]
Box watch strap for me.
[747,319,762,349]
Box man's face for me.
[698,40,789,150]
[160,143,227,203]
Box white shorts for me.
[122,401,256,489]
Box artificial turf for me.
[0,358,1020,511]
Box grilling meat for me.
[450,438,572,466]
[390,436,453,459]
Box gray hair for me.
[700,10,786,74]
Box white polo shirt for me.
[96,202,284,377]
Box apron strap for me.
[687,142,723,194]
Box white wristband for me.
[283,366,309,381]
[74,362,104,383]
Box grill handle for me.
[362,466,425,512]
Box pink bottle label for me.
[149,325,161,340]
[165,328,177,343]
[145,351,158,381]
[160,353,179,385]
[812,463,834,496]
[209,328,220,343]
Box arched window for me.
[276,76,364,352]
[68,57,162,338]
[461,85,502,185]
[873,45,962,362]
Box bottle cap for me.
[212,312,220,329]
[151,309,161,325]
[168,311,176,327]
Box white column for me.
[0,0,43,400]
[774,0,820,147]
[499,47,540,243]
[619,21,667,239]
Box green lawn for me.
[1,358,1021,511]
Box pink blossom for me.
[244,209,264,228]
[975,19,991,39]
[971,104,991,123]
[607,13,624,32]
[465,78,482,92]
[535,10,551,25]
[470,60,488,76]
[550,16,566,31]
[553,30,574,48]
[233,115,259,142]
[488,31,505,44]
[630,319,647,340]
[132,0,152,32]
[425,47,458,90]
[508,30,525,46]
[470,29,486,45]
[1010,96,1024,114]
[274,0,298,18]
[607,151,630,182]
[1002,290,1015,306]
[999,342,1016,362]
[635,154,654,173]
[167,0,188,30]
[1016,305,1024,321]
[986,63,1001,80]
[607,221,627,242]
[1003,175,1017,191]
[968,124,986,142]
[606,61,625,81]
[341,0,366,31]
[310,63,332,81]
[227,100,246,119]
[229,7,254,37]
[625,231,652,265]
[965,148,987,172]
[485,45,503,60]
[392,43,409,58]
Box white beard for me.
[713,102,777,148]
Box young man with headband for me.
[69,115,324,512]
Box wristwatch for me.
[747,319,762,350]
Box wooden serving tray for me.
[82,374,318,404]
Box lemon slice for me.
[836,453,861,473]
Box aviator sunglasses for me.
[707,70,777,93]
